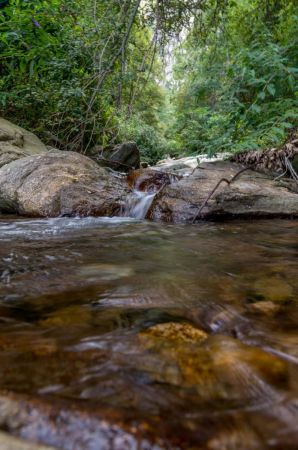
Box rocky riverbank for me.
[0,118,297,221]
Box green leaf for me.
[284,111,298,119]
[257,91,266,100]
[287,75,295,91]
[19,59,27,74]
[281,122,293,129]
[272,126,284,136]
[251,104,261,114]
[267,84,276,96]
[29,59,35,78]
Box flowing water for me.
[122,190,156,219]
[0,216,297,449]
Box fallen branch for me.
[192,166,253,223]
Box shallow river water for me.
[0,216,297,449]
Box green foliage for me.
[0,0,297,162]
[0,0,93,142]
[116,114,168,164]
[170,0,298,155]
[0,0,166,159]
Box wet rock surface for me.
[0,431,55,450]
[139,322,208,344]
[0,151,128,217]
[0,118,47,168]
[148,161,298,222]
[127,169,176,192]
[0,392,162,450]
[152,153,231,175]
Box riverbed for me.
[0,216,297,449]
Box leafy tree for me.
[0,0,167,160]
[170,0,298,155]
[0,0,297,162]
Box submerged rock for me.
[78,263,134,281]
[0,392,162,450]
[138,333,289,397]
[39,305,92,327]
[0,117,47,168]
[148,161,298,223]
[0,431,55,450]
[253,276,294,303]
[140,322,208,345]
[0,151,128,217]
[248,300,282,316]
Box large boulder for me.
[148,161,298,223]
[0,118,47,168]
[96,142,140,172]
[0,151,128,217]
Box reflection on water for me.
[0,216,297,449]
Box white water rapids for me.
[122,190,156,219]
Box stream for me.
[0,215,297,449]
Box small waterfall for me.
[122,190,156,219]
[121,168,177,220]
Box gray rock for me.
[153,153,231,175]
[0,392,161,450]
[0,118,47,168]
[0,432,55,450]
[0,151,128,217]
[98,142,140,172]
[148,161,298,223]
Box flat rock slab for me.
[148,161,298,223]
[0,151,128,217]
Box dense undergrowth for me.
[0,1,297,163]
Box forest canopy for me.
[0,0,297,162]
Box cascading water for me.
[122,190,156,219]
[121,168,180,219]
